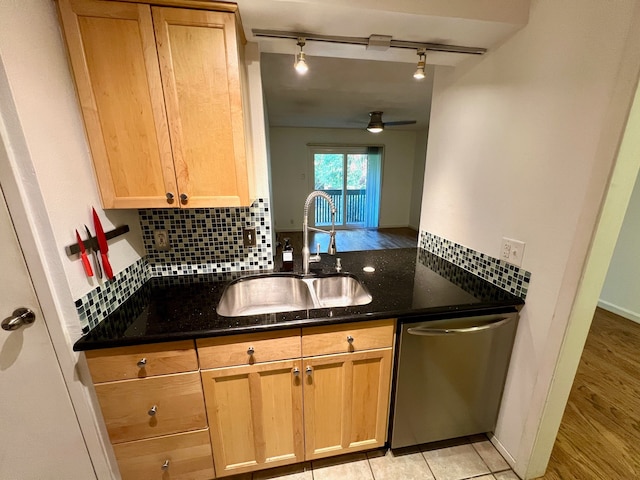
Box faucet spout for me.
[302,191,337,275]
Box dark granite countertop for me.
[73,248,524,351]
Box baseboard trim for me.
[597,299,640,324]
[488,433,516,469]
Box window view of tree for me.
[313,151,370,226]
[314,154,344,190]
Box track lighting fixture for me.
[294,37,309,74]
[413,49,426,79]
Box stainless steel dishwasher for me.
[391,311,519,449]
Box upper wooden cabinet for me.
[58,0,250,208]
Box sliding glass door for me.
[311,146,382,228]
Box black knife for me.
[85,224,103,279]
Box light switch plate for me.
[500,237,525,267]
[243,227,257,247]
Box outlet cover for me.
[153,229,170,251]
[500,237,525,267]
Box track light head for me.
[413,49,426,80]
[294,37,308,74]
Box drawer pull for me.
[247,346,255,355]
[347,335,354,344]
[137,358,147,368]
[148,405,157,416]
[161,460,170,471]
[305,366,313,376]
[293,367,300,376]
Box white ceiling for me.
[233,0,530,131]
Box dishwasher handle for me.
[406,315,514,336]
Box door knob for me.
[2,308,36,331]
[180,193,188,204]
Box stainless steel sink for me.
[216,275,314,317]
[216,273,372,317]
[309,275,373,308]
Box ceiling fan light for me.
[367,111,384,133]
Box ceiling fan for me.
[366,111,417,133]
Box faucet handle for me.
[336,257,342,272]
[328,232,337,255]
[316,243,321,256]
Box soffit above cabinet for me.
[233,0,530,66]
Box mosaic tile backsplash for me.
[139,198,273,276]
[75,199,273,332]
[75,257,149,333]
[420,230,531,299]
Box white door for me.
[0,184,96,479]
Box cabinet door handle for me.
[148,405,157,416]
[305,366,313,375]
[161,460,170,471]
[247,346,255,355]
[166,192,175,203]
[137,358,147,368]
[347,335,354,344]
[180,193,188,204]
[293,367,300,376]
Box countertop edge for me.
[73,301,522,352]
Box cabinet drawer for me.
[95,372,207,444]
[197,329,301,368]
[302,319,395,357]
[85,340,198,383]
[113,428,215,480]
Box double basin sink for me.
[216,273,372,317]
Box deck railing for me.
[315,189,366,225]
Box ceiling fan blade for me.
[384,120,417,126]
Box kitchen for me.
[1,1,639,480]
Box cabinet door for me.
[153,7,250,208]
[58,0,177,208]
[201,359,304,477]
[303,348,393,460]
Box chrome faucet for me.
[302,191,337,274]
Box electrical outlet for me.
[500,237,525,267]
[153,229,170,251]
[243,227,257,247]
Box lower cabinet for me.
[303,348,393,460]
[86,320,395,479]
[201,359,304,477]
[198,319,396,477]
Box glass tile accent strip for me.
[420,230,531,299]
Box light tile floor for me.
[223,435,521,480]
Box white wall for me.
[420,0,640,477]
[599,172,640,323]
[269,126,420,230]
[409,130,428,229]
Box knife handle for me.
[101,252,114,280]
[80,252,94,277]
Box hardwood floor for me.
[539,308,640,479]
[276,227,418,254]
